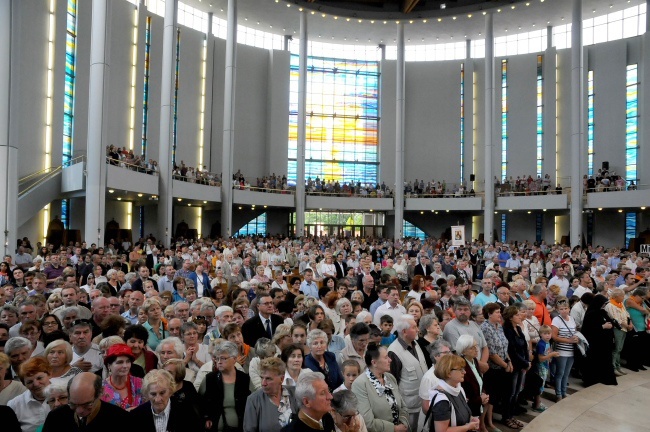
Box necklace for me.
[110,375,129,390]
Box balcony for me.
[233,186,295,207]
[306,191,394,211]
[496,190,569,211]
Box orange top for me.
[532,295,551,326]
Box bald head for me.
[91,296,111,322]
[69,373,102,417]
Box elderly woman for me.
[281,344,310,387]
[131,369,202,430]
[335,298,353,335]
[407,301,424,325]
[251,266,271,285]
[456,335,489,429]
[522,299,541,345]
[332,390,369,432]
[100,343,143,410]
[351,290,365,305]
[417,314,442,369]
[200,341,251,432]
[124,324,158,373]
[19,320,44,357]
[141,298,166,350]
[304,329,344,392]
[605,288,634,376]
[7,357,52,432]
[162,358,203,420]
[43,381,69,411]
[46,293,62,313]
[222,323,254,373]
[501,305,529,429]
[59,306,80,332]
[156,337,195,382]
[0,352,26,405]
[480,303,514,431]
[426,354,480,432]
[181,321,211,374]
[44,339,81,385]
[351,344,409,432]
[318,319,347,354]
[243,357,299,432]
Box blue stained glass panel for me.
[403,221,427,240]
[587,71,594,176]
[625,65,638,183]
[236,213,268,237]
[625,212,636,248]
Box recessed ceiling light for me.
[117,197,122,201]
[137,193,143,197]
[177,198,182,201]
[108,189,114,193]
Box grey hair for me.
[355,311,371,324]
[610,288,625,298]
[173,301,189,312]
[335,298,352,315]
[530,284,544,296]
[455,334,477,355]
[452,296,471,310]
[428,339,452,364]
[142,369,175,395]
[200,302,216,314]
[215,305,233,318]
[98,336,125,352]
[331,389,359,414]
[306,329,328,348]
[295,371,326,409]
[124,272,137,283]
[522,299,536,310]
[210,340,239,358]
[254,338,277,359]
[44,382,69,400]
[180,321,198,336]
[156,337,185,358]
[61,306,80,317]
[106,269,117,279]
[470,304,483,317]
[393,314,415,334]
[418,314,438,337]
[5,336,32,355]
[0,304,19,316]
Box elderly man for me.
[41,372,130,431]
[549,265,570,297]
[372,286,405,326]
[442,296,490,374]
[5,336,33,379]
[360,275,378,311]
[387,314,429,430]
[529,283,552,326]
[281,371,335,432]
[203,304,231,344]
[89,297,111,338]
[172,300,190,322]
[167,318,183,338]
[69,320,103,373]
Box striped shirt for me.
[152,399,171,432]
[552,315,577,357]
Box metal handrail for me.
[174,173,222,186]
[106,157,159,175]
[18,166,62,198]
[307,189,394,198]
[233,185,295,194]
[19,155,85,185]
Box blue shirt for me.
[473,292,498,307]
[300,280,319,298]
[369,298,386,316]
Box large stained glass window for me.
[63,0,78,167]
[142,16,152,158]
[587,70,594,176]
[501,214,507,243]
[236,213,267,237]
[625,212,636,248]
[288,55,379,185]
[460,63,465,183]
[625,64,638,183]
[501,59,508,181]
[403,220,427,239]
[536,55,543,178]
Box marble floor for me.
[524,368,650,431]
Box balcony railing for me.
[106,157,158,175]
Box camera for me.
[611,319,622,330]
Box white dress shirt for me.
[152,398,172,432]
[7,390,50,432]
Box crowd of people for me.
[583,169,637,193]
[172,162,222,186]
[307,178,394,198]
[106,146,159,175]
[404,179,474,198]
[0,235,648,432]
[494,174,561,196]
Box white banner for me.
[451,225,465,246]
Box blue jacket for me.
[304,351,343,392]
[187,271,212,298]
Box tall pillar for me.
[0,0,17,256]
[295,12,308,237]
[85,0,111,246]
[221,0,237,237]
[483,13,495,244]
[204,12,214,171]
[394,23,405,239]
[157,0,177,244]
[570,0,583,247]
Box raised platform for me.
[525,369,650,431]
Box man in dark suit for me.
[414,256,433,276]
[334,253,348,279]
[242,294,284,347]
[42,373,131,432]
[130,369,202,432]
[130,263,160,293]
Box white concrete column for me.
[570,0,584,247]
[295,12,308,237]
[204,12,214,171]
[85,0,111,246]
[158,0,177,244]
[220,0,237,237]
[0,0,16,256]
[394,23,405,239]
[483,13,495,244]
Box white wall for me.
[380,60,397,188]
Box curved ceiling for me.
[182,0,642,45]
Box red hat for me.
[104,343,135,366]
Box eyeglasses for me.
[43,321,58,327]
[213,356,232,363]
[68,398,97,410]
[339,411,359,424]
